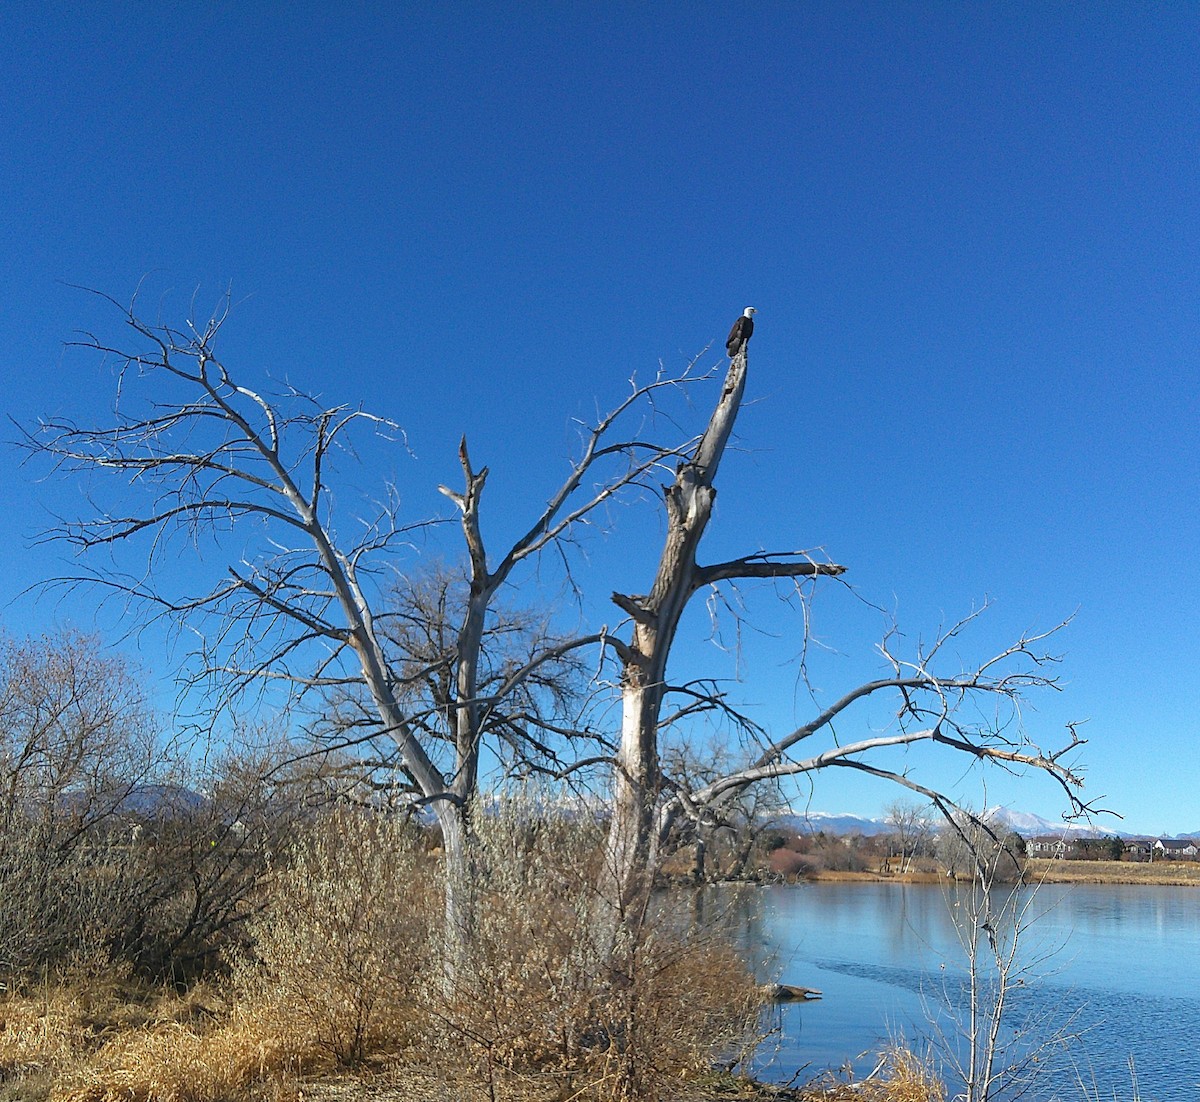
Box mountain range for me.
[779,807,1200,841]
[84,787,1200,841]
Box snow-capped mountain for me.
[775,806,1153,839]
[984,806,1101,837]
[777,810,891,836]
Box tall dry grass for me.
[799,1048,945,1101]
[54,1009,319,1102]
[0,978,267,1102]
[1026,857,1200,886]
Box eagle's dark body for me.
[726,308,756,357]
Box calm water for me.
[699,881,1200,1101]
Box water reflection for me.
[693,882,1200,1102]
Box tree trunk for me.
[437,800,472,981]
[730,831,755,881]
[690,834,707,885]
[606,350,749,907]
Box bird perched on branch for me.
[726,307,756,358]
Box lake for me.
[698,881,1200,1101]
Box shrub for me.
[235,807,435,1066]
[768,846,819,880]
[431,798,764,1102]
[0,824,146,987]
[53,798,763,1101]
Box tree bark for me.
[606,351,747,905]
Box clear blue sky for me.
[2,4,1196,833]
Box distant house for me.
[1152,838,1199,860]
[1125,839,1153,861]
[1025,835,1075,859]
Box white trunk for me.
[437,800,472,981]
[606,350,749,905]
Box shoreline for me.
[802,859,1200,888]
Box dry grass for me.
[0,986,102,1101]
[0,980,241,1102]
[815,860,1200,888]
[795,1049,945,1101]
[292,1052,946,1102]
[53,1009,324,1102]
[0,980,945,1102]
[0,919,333,1102]
[809,870,944,884]
[1026,858,1200,886]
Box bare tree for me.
[660,742,788,883]
[24,288,699,955]
[27,292,1100,959]
[928,827,1076,1102]
[936,812,1026,883]
[0,628,160,845]
[886,799,935,874]
[313,564,597,802]
[0,629,161,981]
[605,342,1097,910]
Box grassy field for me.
[1026,857,1200,886]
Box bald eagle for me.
[726,307,756,358]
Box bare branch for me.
[693,551,847,589]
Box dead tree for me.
[606,347,845,904]
[606,343,1099,909]
[27,293,1100,950]
[24,288,698,958]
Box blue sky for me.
[2,4,1196,833]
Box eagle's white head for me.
[743,307,757,317]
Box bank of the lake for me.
[805,858,1200,887]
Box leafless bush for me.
[228,794,762,1099]
[125,740,339,981]
[807,832,874,873]
[0,627,414,993]
[432,797,763,1102]
[0,629,160,986]
[430,800,613,1092]
[0,629,160,828]
[235,806,436,1066]
[0,823,144,985]
[767,846,820,880]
